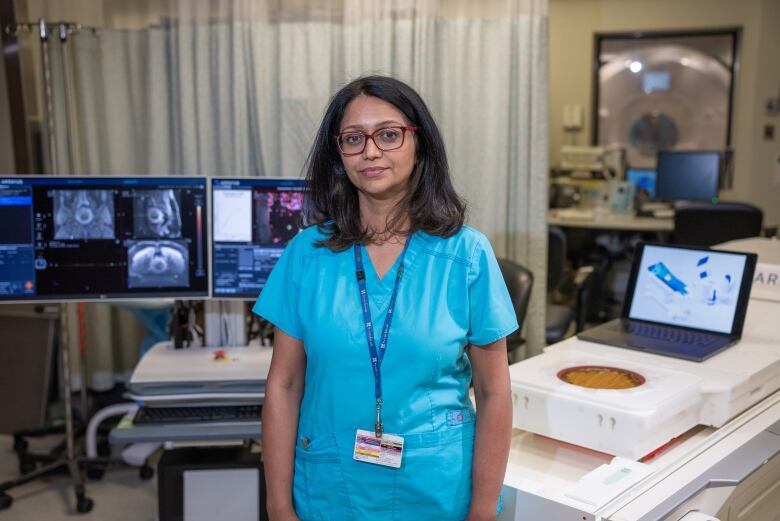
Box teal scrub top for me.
[252,224,518,521]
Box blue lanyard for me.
[354,239,410,438]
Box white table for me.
[548,209,674,232]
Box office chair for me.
[673,201,763,247]
[546,226,595,344]
[496,258,534,360]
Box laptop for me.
[578,243,757,362]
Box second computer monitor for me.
[211,178,306,299]
[656,150,720,202]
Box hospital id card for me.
[353,429,404,468]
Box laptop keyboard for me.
[133,404,261,425]
[620,322,719,348]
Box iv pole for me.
[0,18,94,514]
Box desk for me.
[548,209,673,232]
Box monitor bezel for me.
[0,175,211,303]
[209,177,307,301]
[621,242,757,337]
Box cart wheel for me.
[0,493,13,510]
[139,464,154,481]
[76,495,94,514]
[13,437,28,453]
[19,459,36,475]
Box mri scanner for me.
[500,239,780,520]
[597,41,733,169]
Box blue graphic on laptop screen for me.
[629,246,747,334]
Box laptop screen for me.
[628,244,748,334]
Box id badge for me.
[353,429,404,468]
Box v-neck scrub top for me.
[252,225,518,521]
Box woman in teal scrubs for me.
[255,76,517,521]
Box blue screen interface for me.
[628,245,747,334]
[626,168,657,198]
[0,176,208,300]
[211,178,305,298]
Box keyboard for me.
[133,404,261,425]
[621,322,718,348]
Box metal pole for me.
[38,18,57,174]
[57,22,89,417]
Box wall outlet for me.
[563,104,584,131]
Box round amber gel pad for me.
[557,365,645,390]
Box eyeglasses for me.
[335,126,418,156]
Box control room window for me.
[593,30,738,170]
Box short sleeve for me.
[466,234,519,347]
[251,234,304,340]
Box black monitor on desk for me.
[211,177,306,299]
[656,151,720,202]
[0,176,209,301]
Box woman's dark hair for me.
[304,75,466,251]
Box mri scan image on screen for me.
[254,191,303,244]
[127,240,189,288]
[133,189,182,238]
[53,190,115,240]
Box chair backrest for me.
[547,226,567,293]
[673,201,763,247]
[497,258,534,330]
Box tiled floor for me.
[0,435,157,520]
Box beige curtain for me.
[25,0,549,388]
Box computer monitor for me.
[656,151,720,202]
[211,178,306,299]
[0,176,209,301]
[626,168,657,198]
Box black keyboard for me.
[623,322,718,347]
[133,404,261,425]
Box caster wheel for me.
[76,496,94,514]
[0,493,12,510]
[86,467,105,481]
[13,438,28,453]
[139,464,154,481]
[19,459,36,475]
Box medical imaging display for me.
[212,178,306,298]
[0,177,208,301]
[133,190,182,238]
[53,190,116,239]
[628,245,747,334]
[127,240,189,287]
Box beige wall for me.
[0,41,15,173]
[751,0,780,229]
[550,0,780,227]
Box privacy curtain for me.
[34,0,549,388]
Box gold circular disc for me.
[557,365,645,390]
